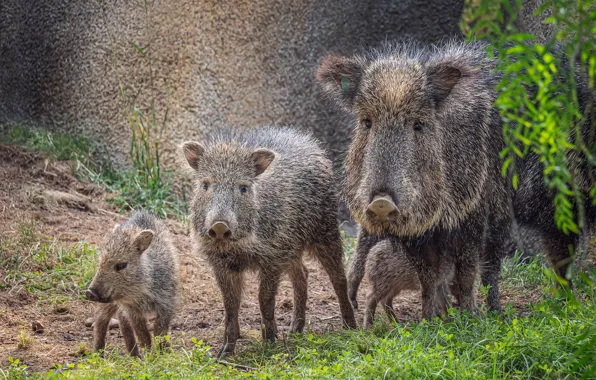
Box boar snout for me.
[86,287,111,303]
[208,221,232,240]
[366,194,398,222]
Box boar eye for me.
[239,185,249,194]
[115,262,128,271]
[202,182,209,191]
[414,122,424,132]
[362,119,372,129]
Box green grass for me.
[0,221,97,297]
[341,232,357,262]
[6,290,595,379]
[1,126,187,218]
[3,127,99,164]
[501,252,550,293]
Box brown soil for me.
[0,143,541,372]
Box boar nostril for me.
[367,194,398,222]
[387,210,399,221]
[209,222,231,240]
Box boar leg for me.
[311,238,358,329]
[258,268,282,342]
[452,244,480,313]
[382,297,398,325]
[118,310,140,357]
[214,268,243,355]
[347,230,380,310]
[93,303,118,352]
[406,245,445,320]
[480,250,503,312]
[543,232,574,282]
[126,307,152,349]
[363,291,378,329]
[288,259,308,333]
[154,305,174,349]
[420,282,444,320]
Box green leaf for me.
[129,41,145,56]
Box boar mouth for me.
[87,289,114,303]
[201,236,244,250]
[362,206,442,237]
[199,231,257,252]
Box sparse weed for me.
[17,331,32,350]
[74,343,91,358]
[341,231,356,262]
[16,220,38,245]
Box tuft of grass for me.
[1,126,187,219]
[17,331,32,350]
[0,221,97,296]
[103,169,188,218]
[501,251,550,293]
[341,231,357,262]
[3,127,99,164]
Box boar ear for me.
[251,148,275,176]
[426,64,462,107]
[133,229,154,254]
[316,55,365,110]
[181,141,205,170]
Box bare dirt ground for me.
[0,143,540,372]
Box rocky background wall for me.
[0,0,465,171]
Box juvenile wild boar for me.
[363,239,418,328]
[317,40,513,318]
[318,40,595,317]
[363,239,453,328]
[181,126,357,354]
[363,238,455,328]
[86,211,179,357]
[348,225,519,312]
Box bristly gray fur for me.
[182,126,356,355]
[317,38,595,319]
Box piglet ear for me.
[133,229,154,254]
[181,141,205,170]
[426,64,462,107]
[316,55,365,111]
[251,148,275,176]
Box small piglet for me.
[363,239,454,328]
[86,211,179,357]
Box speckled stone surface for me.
[0,0,465,170]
